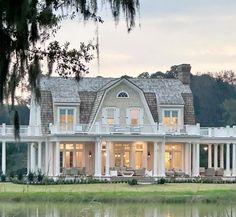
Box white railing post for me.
[226,125,230,137]
[2,123,6,136]
[196,123,200,135]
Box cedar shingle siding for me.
[40,90,54,134]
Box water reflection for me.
[0,202,234,217]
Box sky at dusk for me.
[53,0,236,78]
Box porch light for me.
[203,146,208,151]
[89,151,92,158]
[147,151,151,158]
[172,145,175,150]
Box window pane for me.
[107,108,115,125]
[123,152,130,167]
[118,91,128,98]
[172,111,178,117]
[164,111,170,117]
[131,109,139,125]
[76,152,83,167]
[135,151,143,169]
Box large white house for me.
[1,64,236,178]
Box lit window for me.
[107,108,115,125]
[163,110,178,126]
[117,91,129,98]
[131,109,139,125]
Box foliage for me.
[158,177,166,184]
[0,174,6,182]
[128,179,138,185]
[36,170,44,183]
[27,171,35,183]
[222,99,236,126]
[17,170,24,181]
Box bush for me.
[158,177,166,184]
[17,170,23,181]
[27,171,35,183]
[1,174,6,182]
[36,170,44,183]
[128,179,138,185]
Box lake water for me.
[0,202,234,217]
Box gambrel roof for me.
[39,75,194,131]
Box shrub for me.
[36,170,44,183]
[158,177,166,184]
[27,171,35,183]
[17,170,23,181]
[128,179,138,185]
[1,174,6,182]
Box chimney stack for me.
[177,64,191,85]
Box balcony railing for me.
[0,122,235,138]
[0,124,41,137]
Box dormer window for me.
[117,91,129,98]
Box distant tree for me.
[150,71,164,78]
[222,99,236,126]
[137,72,150,78]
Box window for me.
[117,91,129,98]
[107,108,115,125]
[163,110,178,126]
[131,108,139,125]
[59,107,75,131]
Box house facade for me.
[1,64,236,178]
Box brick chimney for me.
[177,64,191,85]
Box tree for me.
[222,99,236,126]
[0,0,140,138]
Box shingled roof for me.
[39,75,194,129]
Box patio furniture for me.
[121,170,134,177]
[78,167,86,176]
[205,168,215,176]
[134,168,145,176]
[145,169,152,177]
[166,170,174,177]
[215,168,224,176]
[199,167,205,176]
[174,170,185,177]
[71,167,79,177]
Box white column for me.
[130,143,135,169]
[45,141,49,175]
[30,143,36,172]
[192,143,199,176]
[208,144,212,168]
[153,142,158,176]
[232,144,236,176]
[55,142,60,176]
[214,144,218,169]
[225,143,231,176]
[142,142,148,169]
[184,143,190,175]
[27,143,30,174]
[220,144,224,169]
[158,140,165,177]
[105,141,110,176]
[38,142,42,171]
[1,141,6,175]
[94,140,101,176]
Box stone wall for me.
[40,91,54,134]
[182,93,195,125]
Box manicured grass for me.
[1,182,236,203]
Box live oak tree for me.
[0,0,139,138]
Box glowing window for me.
[107,108,115,125]
[131,109,139,125]
[163,110,178,126]
[117,91,129,98]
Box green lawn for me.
[0,182,236,203]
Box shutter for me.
[115,108,120,125]
[102,108,107,124]
[139,108,144,125]
[126,108,131,125]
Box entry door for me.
[59,108,75,132]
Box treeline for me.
[138,70,236,127]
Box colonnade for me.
[207,143,236,176]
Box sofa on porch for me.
[109,167,146,177]
[61,167,86,177]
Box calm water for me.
[0,202,234,217]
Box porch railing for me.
[0,122,236,138]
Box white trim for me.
[116,90,129,98]
[159,104,184,108]
[161,108,183,128]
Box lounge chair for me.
[205,168,215,176]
